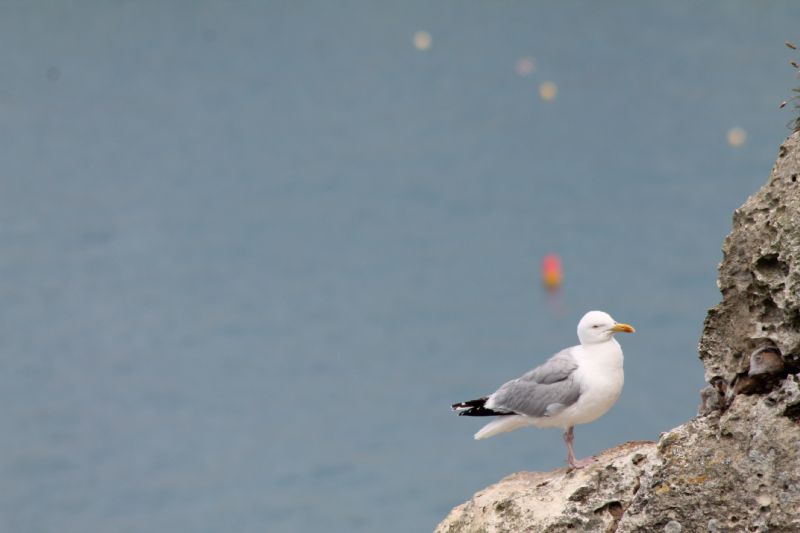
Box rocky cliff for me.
[436,132,800,533]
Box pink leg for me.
[563,426,596,470]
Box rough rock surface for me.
[699,133,800,382]
[435,442,657,533]
[617,377,800,532]
[436,133,800,532]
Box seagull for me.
[452,310,635,469]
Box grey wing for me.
[487,348,581,418]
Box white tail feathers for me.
[474,415,530,440]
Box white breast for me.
[541,340,624,429]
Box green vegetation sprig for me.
[781,40,800,132]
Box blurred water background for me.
[2,2,800,532]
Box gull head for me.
[577,310,635,345]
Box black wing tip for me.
[451,397,513,417]
[451,396,489,411]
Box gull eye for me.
[592,325,600,329]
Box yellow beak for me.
[611,323,635,333]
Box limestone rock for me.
[699,132,800,383]
[435,441,657,533]
[616,132,800,530]
[617,377,800,532]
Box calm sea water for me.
[1,2,799,532]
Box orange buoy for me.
[541,253,563,291]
